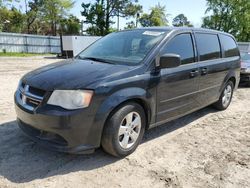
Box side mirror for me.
[159,53,181,69]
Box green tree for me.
[116,2,142,30]
[0,7,11,31]
[202,0,250,42]
[0,7,25,33]
[172,14,193,27]
[40,0,74,36]
[9,7,25,32]
[0,0,77,35]
[60,15,81,35]
[81,1,106,36]
[0,0,39,33]
[139,4,168,27]
[25,0,43,34]
[0,0,16,32]
[81,0,142,36]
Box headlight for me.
[47,90,93,110]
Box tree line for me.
[0,0,249,42]
[0,0,80,35]
[81,1,193,35]
[202,0,250,42]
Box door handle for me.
[190,70,199,78]
[201,68,208,76]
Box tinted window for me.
[162,33,195,65]
[196,33,221,61]
[220,35,239,57]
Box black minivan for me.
[15,27,240,157]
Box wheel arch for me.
[220,70,238,93]
[103,98,151,131]
[92,87,155,148]
[228,76,236,88]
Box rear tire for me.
[101,102,146,157]
[213,81,234,110]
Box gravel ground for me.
[0,56,249,188]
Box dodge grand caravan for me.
[15,27,240,157]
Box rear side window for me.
[162,33,195,65]
[220,35,239,57]
[195,33,221,61]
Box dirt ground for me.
[0,56,249,188]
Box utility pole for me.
[24,0,29,33]
[117,10,120,31]
[136,13,140,28]
[80,20,84,35]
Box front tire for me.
[213,81,234,110]
[101,102,146,157]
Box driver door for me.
[156,32,200,124]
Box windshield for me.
[241,52,250,61]
[77,30,168,65]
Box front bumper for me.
[15,91,99,154]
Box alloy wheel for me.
[222,85,232,107]
[118,112,141,149]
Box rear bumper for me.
[15,94,99,154]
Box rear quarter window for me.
[219,35,239,57]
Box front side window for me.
[220,35,239,57]
[77,30,168,65]
[161,33,195,65]
[195,33,221,61]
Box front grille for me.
[28,86,46,97]
[26,97,40,107]
[19,83,46,111]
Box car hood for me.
[22,59,131,91]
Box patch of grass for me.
[0,52,53,57]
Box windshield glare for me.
[78,30,167,65]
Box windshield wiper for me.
[78,56,115,64]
